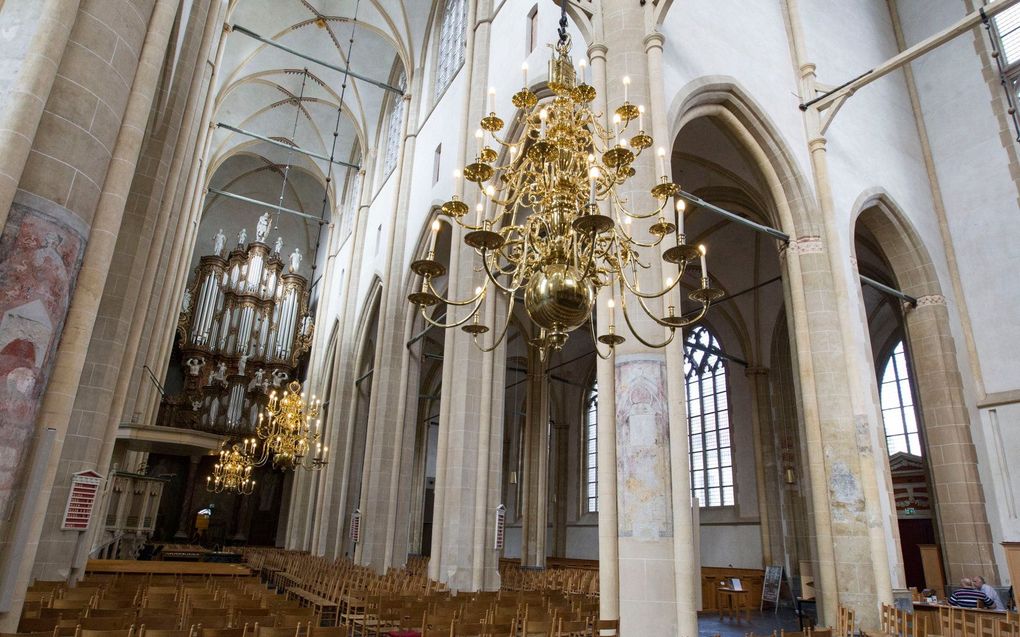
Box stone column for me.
[587,37,621,625]
[0,0,81,232]
[355,67,422,572]
[520,345,550,568]
[134,15,230,429]
[29,0,182,583]
[321,167,376,558]
[0,0,175,627]
[174,456,202,540]
[645,29,699,637]
[905,297,999,580]
[782,0,897,625]
[745,366,775,563]
[429,0,504,592]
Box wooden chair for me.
[555,618,587,637]
[450,622,487,637]
[132,618,180,631]
[2,631,58,637]
[588,619,618,637]
[304,624,347,637]
[250,625,296,637]
[80,617,134,631]
[519,620,554,637]
[195,626,248,637]
[138,629,191,637]
[74,628,135,637]
[189,620,229,631]
[17,619,60,634]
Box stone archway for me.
[853,194,998,583]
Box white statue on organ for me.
[185,356,204,376]
[289,248,302,273]
[249,368,265,391]
[181,289,192,313]
[210,362,228,386]
[213,228,226,256]
[256,212,271,242]
[273,236,284,256]
[237,227,247,247]
[238,353,249,375]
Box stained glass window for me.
[685,326,734,507]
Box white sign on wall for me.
[493,504,506,550]
[61,470,104,531]
[350,509,362,544]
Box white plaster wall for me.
[661,0,812,197]
[896,0,1020,577]
[699,524,764,569]
[897,0,1020,397]
[565,525,599,559]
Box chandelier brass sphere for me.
[408,29,722,358]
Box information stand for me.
[761,564,783,612]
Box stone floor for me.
[698,608,801,637]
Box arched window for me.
[382,72,407,176]
[434,0,466,97]
[684,326,734,507]
[584,382,598,513]
[879,340,922,456]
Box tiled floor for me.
[698,608,801,637]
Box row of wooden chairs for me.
[934,605,1018,637]
[3,622,348,637]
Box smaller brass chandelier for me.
[206,438,257,495]
[407,11,722,358]
[255,379,328,471]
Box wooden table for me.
[718,587,752,621]
[85,559,250,576]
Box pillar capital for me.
[643,31,665,53]
[587,42,608,61]
[808,136,827,152]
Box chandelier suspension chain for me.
[310,0,362,288]
[273,69,310,231]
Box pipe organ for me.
[167,231,313,433]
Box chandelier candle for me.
[407,33,722,356]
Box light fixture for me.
[407,8,721,358]
[254,380,328,470]
[206,439,257,495]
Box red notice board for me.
[61,470,104,531]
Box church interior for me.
[1,1,1020,636]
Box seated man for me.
[949,578,995,608]
[974,575,1005,610]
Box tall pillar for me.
[0,0,81,232]
[429,0,504,592]
[355,67,422,572]
[520,345,550,568]
[587,38,621,626]
[745,366,775,563]
[29,0,182,583]
[780,0,897,625]
[0,1,173,628]
[174,456,201,540]
[645,29,699,637]
[598,2,694,635]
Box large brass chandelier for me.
[206,439,257,495]
[254,380,328,470]
[407,22,721,357]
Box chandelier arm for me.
[481,250,522,294]
[472,293,516,353]
[588,313,615,360]
[632,291,706,329]
[619,289,677,349]
[425,278,485,306]
[613,244,684,299]
[613,191,671,221]
[418,299,484,329]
